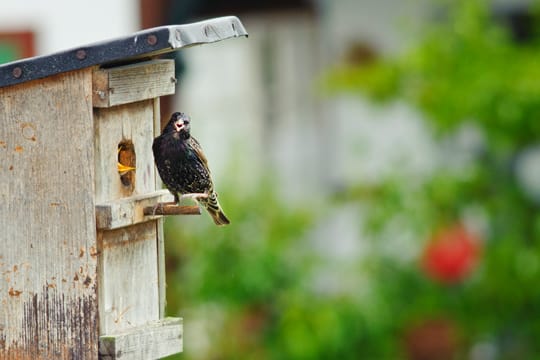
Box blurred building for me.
[174,0,433,201]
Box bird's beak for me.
[117,162,136,175]
[174,120,184,132]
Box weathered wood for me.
[96,190,175,230]
[0,70,98,358]
[94,81,162,339]
[97,222,160,335]
[94,100,156,202]
[99,317,183,359]
[92,60,176,108]
[153,98,167,320]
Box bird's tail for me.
[200,191,230,226]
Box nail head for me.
[12,67,22,78]
[76,49,87,60]
[147,35,157,46]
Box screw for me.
[12,67,22,78]
[76,49,87,60]
[146,34,157,46]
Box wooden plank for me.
[97,222,160,335]
[99,317,183,359]
[95,190,173,230]
[153,98,167,319]
[156,217,166,319]
[92,60,176,108]
[96,190,202,230]
[0,69,98,358]
[93,100,156,203]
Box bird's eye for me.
[184,120,190,125]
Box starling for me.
[152,112,230,226]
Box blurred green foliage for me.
[164,1,540,359]
[326,1,540,150]
[324,0,540,358]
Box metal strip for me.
[0,16,247,88]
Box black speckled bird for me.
[152,112,230,226]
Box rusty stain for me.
[0,141,6,148]
[83,276,92,288]
[14,145,23,153]
[8,288,22,297]
[73,273,79,282]
[61,278,67,283]
[89,246,98,258]
[8,165,13,171]
[79,248,85,258]
[21,123,37,142]
[47,282,56,289]
[13,264,18,272]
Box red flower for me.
[421,224,481,284]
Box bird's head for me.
[165,112,191,139]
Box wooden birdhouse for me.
[0,16,247,359]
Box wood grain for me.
[99,317,182,359]
[153,98,167,319]
[96,189,175,230]
[92,60,176,108]
[97,222,159,335]
[93,100,156,202]
[0,69,98,358]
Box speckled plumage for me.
[152,112,230,225]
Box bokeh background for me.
[3,0,540,358]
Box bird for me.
[152,112,230,226]
[117,145,136,175]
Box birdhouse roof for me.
[0,16,247,88]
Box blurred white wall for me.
[176,0,434,202]
[0,0,139,55]
[176,13,324,200]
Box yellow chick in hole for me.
[117,146,136,175]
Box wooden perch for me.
[143,204,201,216]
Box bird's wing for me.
[189,136,209,168]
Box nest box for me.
[0,16,247,359]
